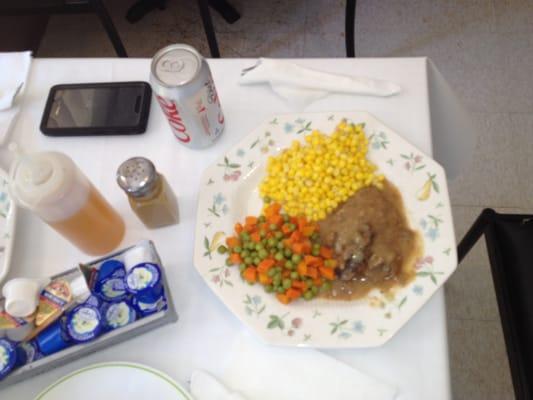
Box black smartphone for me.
[40,82,152,136]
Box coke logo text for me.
[156,95,191,143]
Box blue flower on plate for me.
[213,193,225,205]
[413,285,424,296]
[419,218,427,229]
[236,149,245,157]
[426,227,439,241]
[284,123,294,133]
[372,141,381,150]
[352,320,365,333]
[252,295,261,305]
[221,204,229,215]
[339,331,352,339]
[0,192,6,203]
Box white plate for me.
[0,167,16,284]
[194,111,457,348]
[35,362,192,400]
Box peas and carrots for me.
[220,202,338,304]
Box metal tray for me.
[0,240,178,388]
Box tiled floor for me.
[33,0,533,398]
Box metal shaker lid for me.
[151,44,202,87]
[116,157,158,198]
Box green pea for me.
[311,286,319,295]
[273,276,281,287]
[285,260,294,270]
[263,196,272,203]
[267,238,277,248]
[253,257,261,265]
[256,243,264,251]
[277,286,285,293]
[250,252,258,259]
[310,232,319,241]
[321,281,332,292]
[270,248,277,255]
[239,264,246,272]
[241,250,250,258]
[244,256,253,265]
[276,241,284,250]
[245,242,254,250]
[264,285,274,293]
[275,267,283,274]
[274,252,284,261]
[225,259,232,266]
[234,246,242,253]
[290,271,299,279]
[259,249,268,259]
[291,254,302,263]
[288,223,296,231]
[240,232,250,241]
[275,231,284,239]
[217,245,228,254]
[282,279,292,289]
[282,214,290,223]
[311,248,320,256]
[258,215,266,223]
[268,269,277,277]
[303,291,314,300]
[269,223,278,231]
[284,248,292,258]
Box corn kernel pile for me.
[259,121,384,221]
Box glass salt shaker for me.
[116,157,179,229]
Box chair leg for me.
[198,0,220,58]
[345,0,356,57]
[457,208,495,263]
[208,0,240,24]
[91,0,128,57]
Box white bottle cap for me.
[2,278,40,317]
[6,323,33,341]
[9,151,89,222]
[124,241,157,271]
[70,275,91,303]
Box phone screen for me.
[44,86,144,129]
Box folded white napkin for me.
[190,333,398,400]
[0,51,32,145]
[239,58,401,107]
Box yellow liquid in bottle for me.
[48,185,125,255]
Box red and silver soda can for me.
[150,44,225,149]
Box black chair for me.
[0,0,127,57]
[458,209,533,400]
[126,0,240,58]
[345,0,357,57]
[127,0,356,58]
[197,0,357,58]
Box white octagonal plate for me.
[194,111,457,348]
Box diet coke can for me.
[150,44,225,149]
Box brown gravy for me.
[318,180,422,300]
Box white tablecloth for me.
[0,58,451,400]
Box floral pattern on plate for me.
[194,111,457,348]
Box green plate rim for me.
[34,362,192,400]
